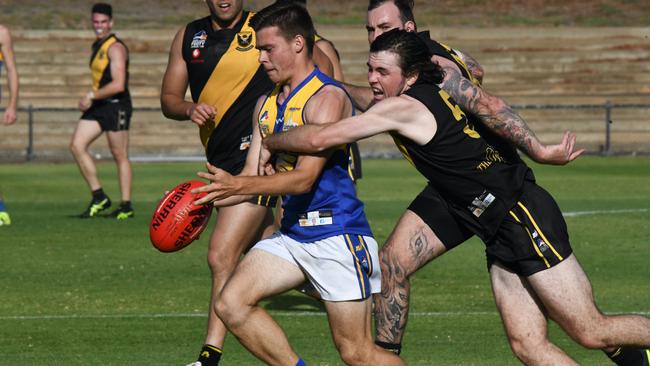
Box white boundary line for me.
[2,310,649,321]
[563,208,649,217]
[1,208,646,322]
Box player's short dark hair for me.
[367,0,415,24]
[250,2,316,57]
[92,3,112,18]
[370,29,444,85]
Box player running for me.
[193,3,404,365]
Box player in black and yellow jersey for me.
[0,24,19,226]
[160,1,283,365]
[69,3,134,220]
[264,29,650,366]
[161,2,275,364]
[336,0,585,357]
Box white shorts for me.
[253,232,381,302]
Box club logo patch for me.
[236,31,254,51]
[191,30,208,49]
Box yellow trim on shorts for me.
[357,235,373,276]
[345,234,367,297]
[645,349,650,362]
[517,202,564,261]
[610,348,622,357]
[509,211,550,268]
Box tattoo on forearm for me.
[440,65,539,156]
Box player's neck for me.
[210,11,243,31]
[281,61,317,97]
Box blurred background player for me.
[69,3,134,219]
[0,23,19,226]
[160,1,278,365]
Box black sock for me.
[120,201,132,210]
[197,344,223,366]
[376,340,401,355]
[605,347,650,366]
[92,188,106,202]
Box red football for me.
[150,180,213,252]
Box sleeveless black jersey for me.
[394,82,532,240]
[417,31,524,166]
[182,13,274,173]
[89,34,130,104]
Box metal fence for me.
[3,102,650,161]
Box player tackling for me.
[262,29,650,365]
[193,3,404,365]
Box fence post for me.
[603,100,613,156]
[26,104,34,161]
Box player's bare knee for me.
[336,340,373,366]
[507,336,546,364]
[214,290,248,329]
[206,248,239,277]
[69,141,83,156]
[569,328,609,349]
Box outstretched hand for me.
[192,163,239,205]
[533,131,585,165]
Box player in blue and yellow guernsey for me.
[70,3,134,220]
[0,24,19,226]
[262,29,650,366]
[160,2,340,365]
[192,4,404,366]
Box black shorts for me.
[408,183,473,250]
[347,142,363,183]
[486,181,573,276]
[81,100,132,132]
[247,195,278,207]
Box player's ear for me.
[293,34,305,54]
[404,20,416,33]
[405,71,418,88]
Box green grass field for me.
[1,157,649,365]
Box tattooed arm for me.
[435,56,584,165]
[454,49,484,85]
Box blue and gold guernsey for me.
[257,68,372,242]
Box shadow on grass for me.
[262,290,326,313]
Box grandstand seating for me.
[1,26,648,161]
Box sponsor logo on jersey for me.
[259,110,269,123]
[192,49,201,59]
[240,134,252,150]
[236,31,254,51]
[191,30,208,49]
